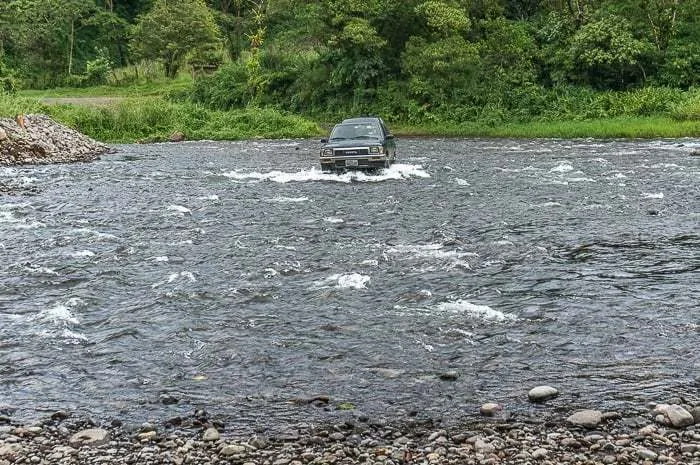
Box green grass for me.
[4,88,700,142]
[18,74,193,99]
[395,117,700,139]
[1,93,323,142]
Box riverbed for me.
[1,138,698,431]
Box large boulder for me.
[0,114,110,166]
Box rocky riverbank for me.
[0,114,110,166]
[1,391,698,465]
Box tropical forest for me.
[1,0,700,141]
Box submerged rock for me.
[0,114,110,166]
[528,385,559,403]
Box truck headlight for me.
[321,148,333,157]
[369,146,384,154]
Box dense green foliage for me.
[1,0,700,136]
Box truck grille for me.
[335,148,369,156]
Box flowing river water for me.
[1,138,698,431]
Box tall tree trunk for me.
[68,19,74,75]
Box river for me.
[1,138,698,431]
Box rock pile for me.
[0,114,110,166]
[1,396,699,465]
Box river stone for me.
[567,409,602,428]
[636,448,658,461]
[691,406,700,424]
[528,385,559,402]
[169,131,185,142]
[653,404,695,428]
[439,370,459,381]
[69,428,110,448]
[665,405,695,427]
[203,427,220,441]
[480,402,503,417]
[474,438,495,453]
[220,444,247,456]
[0,128,7,141]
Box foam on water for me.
[222,163,430,184]
[70,250,96,258]
[533,202,562,208]
[167,205,192,215]
[386,243,476,270]
[315,273,371,289]
[34,304,80,325]
[266,196,310,203]
[435,299,517,322]
[550,162,574,173]
[69,228,118,241]
[642,192,664,199]
[20,299,89,343]
[152,270,197,288]
[324,217,344,223]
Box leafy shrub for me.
[670,88,700,120]
[189,61,250,110]
[85,49,113,86]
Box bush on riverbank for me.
[4,84,700,142]
[0,93,322,143]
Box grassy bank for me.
[3,89,700,142]
[396,117,700,139]
[1,94,323,142]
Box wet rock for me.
[51,411,69,421]
[68,428,110,447]
[203,427,220,441]
[160,393,179,405]
[528,386,559,402]
[138,431,157,441]
[567,409,602,428]
[220,444,247,456]
[480,403,503,417]
[0,128,7,141]
[169,131,185,142]
[653,404,695,428]
[691,406,700,424]
[439,370,459,381]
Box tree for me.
[401,1,479,106]
[130,0,223,78]
[568,14,649,88]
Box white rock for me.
[220,444,247,456]
[474,439,495,453]
[0,444,24,458]
[203,427,220,442]
[653,403,695,428]
[68,428,110,448]
[566,409,602,428]
[665,404,695,428]
[528,385,559,402]
[480,402,503,416]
